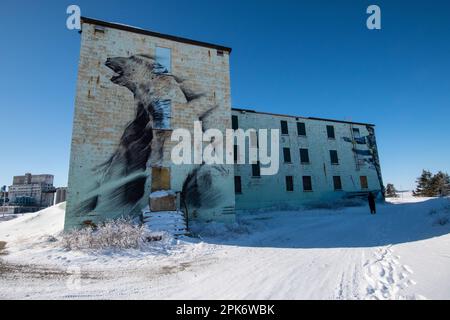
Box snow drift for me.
[0,194,449,300]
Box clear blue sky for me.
[0,0,449,190]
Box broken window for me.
[281,120,289,135]
[300,148,310,164]
[286,176,294,192]
[297,122,306,136]
[234,176,242,194]
[303,176,313,191]
[252,162,261,177]
[155,47,171,73]
[327,125,335,139]
[283,148,292,163]
[333,176,342,191]
[360,176,368,189]
[232,115,239,130]
[330,150,339,165]
[353,128,361,138]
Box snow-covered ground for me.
[0,195,449,300]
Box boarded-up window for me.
[286,176,294,192]
[283,148,291,163]
[234,176,242,194]
[281,120,289,135]
[330,150,339,165]
[303,176,313,191]
[360,176,368,189]
[151,167,171,192]
[252,162,261,177]
[155,47,171,73]
[297,122,306,136]
[153,99,171,129]
[333,176,342,191]
[232,115,239,130]
[300,148,310,164]
[327,125,335,139]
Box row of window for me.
[234,175,369,194]
[235,147,340,167]
[284,148,339,165]
[231,115,361,140]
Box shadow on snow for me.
[189,197,450,249]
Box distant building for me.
[8,173,56,211]
[54,187,67,205]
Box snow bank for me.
[0,202,65,243]
[1,195,450,300]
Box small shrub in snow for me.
[62,218,158,251]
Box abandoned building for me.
[65,17,384,230]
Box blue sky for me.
[0,0,449,190]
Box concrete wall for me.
[65,21,235,230]
[232,110,384,210]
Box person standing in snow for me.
[368,192,376,215]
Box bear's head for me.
[105,55,166,93]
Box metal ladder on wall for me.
[350,123,360,171]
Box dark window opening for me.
[281,121,289,135]
[286,176,294,192]
[217,50,224,56]
[333,176,342,191]
[300,148,310,164]
[234,176,242,194]
[234,145,238,163]
[330,150,339,165]
[252,162,261,177]
[232,115,239,130]
[297,122,306,136]
[352,128,361,138]
[327,125,335,139]
[303,176,313,191]
[283,148,292,163]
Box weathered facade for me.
[232,109,384,210]
[66,18,384,230]
[66,18,235,230]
